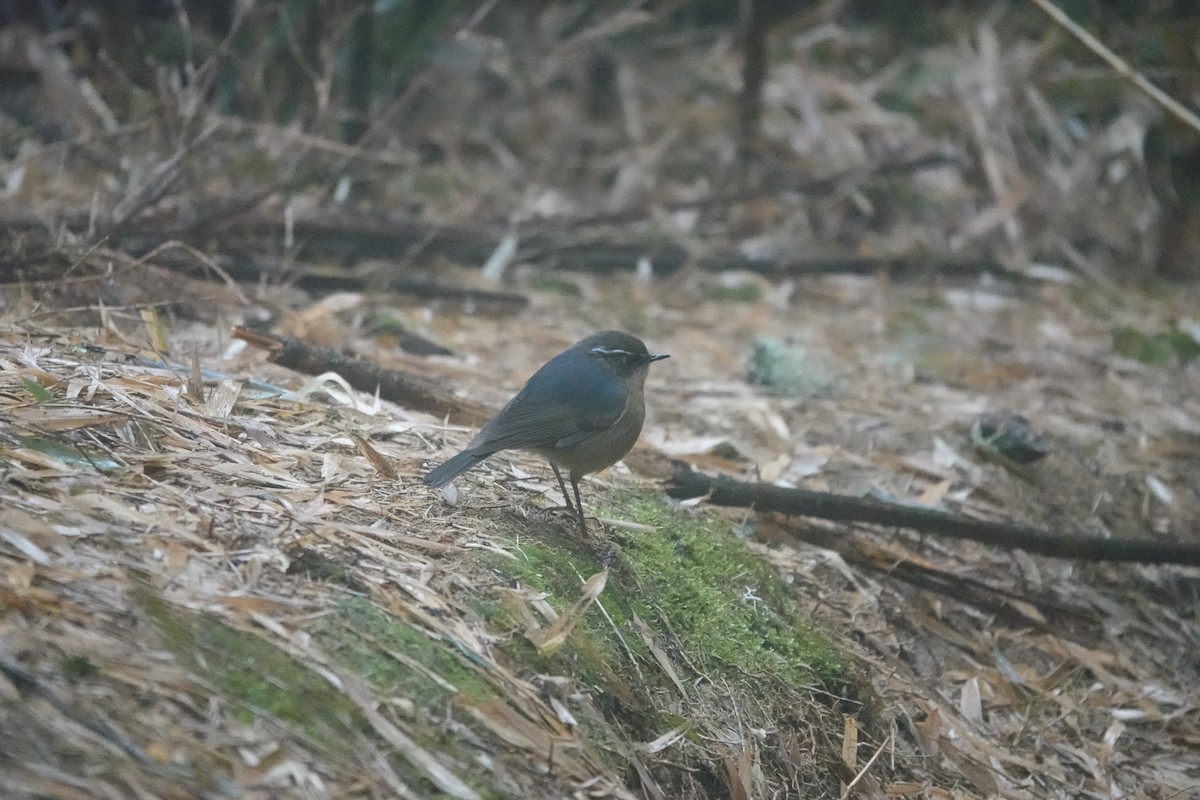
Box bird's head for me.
[578,330,669,378]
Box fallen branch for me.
[666,466,1200,566]
[125,206,1015,281]
[233,327,491,426]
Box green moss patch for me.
[612,494,843,685]
[1113,325,1200,365]
[495,492,845,700]
[139,588,507,798]
[137,588,366,759]
[321,596,498,706]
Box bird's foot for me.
[543,505,605,540]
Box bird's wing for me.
[468,354,624,455]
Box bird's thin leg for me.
[551,465,575,511]
[570,476,587,537]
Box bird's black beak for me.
[649,353,670,363]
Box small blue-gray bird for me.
[423,330,668,534]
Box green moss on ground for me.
[706,281,763,303]
[323,596,497,705]
[613,494,843,684]
[139,589,502,799]
[138,588,366,759]
[495,491,845,701]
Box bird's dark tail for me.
[422,450,486,488]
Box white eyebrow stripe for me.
[591,347,639,356]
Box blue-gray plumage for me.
[423,330,668,534]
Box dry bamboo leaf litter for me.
[4,252,1200,799]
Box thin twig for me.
[1027,0,1200,136]
[838,734,891,800]
[127,241,250,305]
